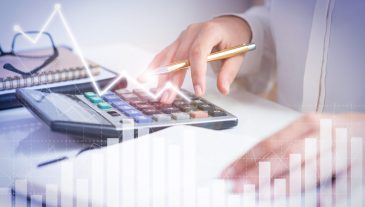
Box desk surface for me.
[0,43,300,205]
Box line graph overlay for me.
[14,4,191,102]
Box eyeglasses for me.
[0,31,59,77]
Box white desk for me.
[0,43,300,205]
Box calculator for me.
[16,88,238,139]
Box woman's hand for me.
[138,16,252,103]
[221,113,365,193]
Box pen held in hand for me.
[152,43,256,75]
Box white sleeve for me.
[211,5,276,95]
[236,5,276,95]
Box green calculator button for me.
[84,92,96,98]
[97,102,112,109]
[89,96,103,103]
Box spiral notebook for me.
[0,46,100,90]
[0,46,123,109]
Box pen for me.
[152,43,256,75]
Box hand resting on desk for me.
[221,113,365,196]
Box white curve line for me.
[14,5,59,44]
[56,7,101,95]
[13,4,191,102]
[123,73,191,102]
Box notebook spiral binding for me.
[0,65,99,91]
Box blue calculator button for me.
[116,105,134,112]
[102,91,115,96]
[134,115,153,123]
[124,109,142,117]
[112,101,128,107]
[102,95,121,102]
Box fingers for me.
[139,41,182,103]
[159,69,187,103]
[222,112,365,196]
[223,113,352,194]
[221,114,321,180]
[217,56,244,95]
[140,16,253,103]
[222,116,316,178]
[160,27,200,103]
[189,22,222,96]
[138,42,178,83]
[231,138,309,193]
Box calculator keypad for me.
[83,89,232,125]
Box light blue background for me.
[0,0,251,51]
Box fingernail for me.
[224,81,230,95]
[194,85,203,96]
[223,81,230,95]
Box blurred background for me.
[0,0,255,52]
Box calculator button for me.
[140,96,154,103]
[189,94,197,99]
[134,103,153,110]
[102,91,115,96]
[84,91,96,98]
[173,100,187,107]
[132,89,145,94]
[134,115,153,123]
[116,105,134,112]
[148,99,160,104]
[191,100,205,106]
[107,111,121,117]
[89,96,103,103]
[115,89,132,94]
[171,112,190,120]
[142,108,160,115]
[161,107,180,114]
[111,100,129,107]
[124,109,143,117]
[198,104,213,111]
[178,104,194,112]
[152,114,172,121]
[174,96,183,100]
[190,111,208,118]
[147,96,160,103]
[102,95,121,102]
[97,102,112,109]
[129,99,147,106]
[142,96,156,102]
[155,103,173,109]
[189,96,200,100]
[208,109,227,117]
[136,93,149,99]
[120,93,138,100]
